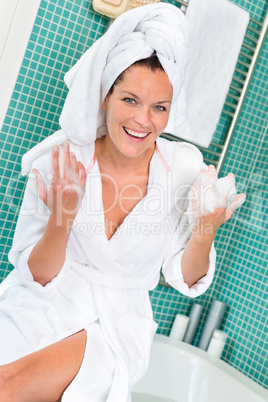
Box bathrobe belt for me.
[72,263,160,290]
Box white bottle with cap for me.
[169,314,189,341]
[207,329,228,358]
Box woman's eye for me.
[155,105,166,111]
[123,98,135,104]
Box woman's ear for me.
[101,98,107,111]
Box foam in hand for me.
[188,165,246,227]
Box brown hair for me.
[107,53,164,96]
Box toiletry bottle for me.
[169,314,189,341]
[183,303,203,344]
[207,329,228,358]
[198,299,227,350]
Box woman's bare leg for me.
[0,329,87,402]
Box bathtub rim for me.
[152,334,268,400]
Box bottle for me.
[169,314,189,341]
[207,329,228,358]
[183,303,203,344]
[198,299,228,350]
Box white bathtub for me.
[132,334,268,402]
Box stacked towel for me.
[167,0,250,147]
[21,3,189,175]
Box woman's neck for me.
[95,136,156,176]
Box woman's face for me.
[102,65,173,159]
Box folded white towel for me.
[168,0,250,148]
[22,3,189,174]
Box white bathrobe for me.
[0,137,216,401]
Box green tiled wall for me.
[0,0,267,390]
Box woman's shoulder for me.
[157,136,203,167]
[22,137,95,175]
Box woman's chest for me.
[101,174,148,240]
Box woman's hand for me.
[188,165,246,242]
[190,203,243,245]
[28,143,86,285]
[32,142,87,227]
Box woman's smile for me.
[123,126,151,140]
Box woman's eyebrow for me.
[155,100,172,104]
[120,91,171,103]
[119,91,139,98]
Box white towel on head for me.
[21,3,189,175]
[170,0,250,148]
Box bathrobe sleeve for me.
[161,213,216,297]
[161,161,216,298]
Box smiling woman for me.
[95,61,173,239]
[0,3,246,402]
[96,63,173,240]
[100,63,172,156]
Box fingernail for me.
[53,145,59,152]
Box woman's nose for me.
[134,107,151,127]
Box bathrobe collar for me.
[74,137,202,269]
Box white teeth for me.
[124,127,149,138]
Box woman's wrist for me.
[190,231,215,246]
[48,213,75,236]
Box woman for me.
[0,4,245,402]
